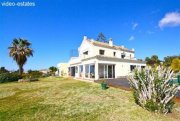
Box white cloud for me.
[129,36,135,41]
[132,22,138,30]
[159,12,180,28]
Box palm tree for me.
[8,38,33,75]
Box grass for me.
[0,77,180,121]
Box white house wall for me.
[78,39,94,59]
[96,60,146,77]
[66,36,146,80]
[115,62,146,77]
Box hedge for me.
[0,73,22,83]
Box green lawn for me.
[0,77,180,121]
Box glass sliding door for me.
[99,64,104,78]
[90,64,95,78]
[71,66,75,77]
[84,64,95,79]
[104,65,108,78]
[79,65,83,77]
[108,65,113,78]
[85,64,89,78]
[98,64,115,79]
[113,65,115,78]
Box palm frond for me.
[8,38,34,74]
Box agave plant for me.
[128,66,179,114]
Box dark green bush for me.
[42,73,51,77]
[165,100,175,113]
[144,100,174,113]
[145,100,159,112]
[0,67,9,74]
[0,73,22,83]
[133,91,139,105]
[23,70,43,79]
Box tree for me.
[164,55,180,67]
[145,55,160,67]
[28,69,33,74]
[96,32,107,43]
[49,66,58,75]
[171,58,180,73]
[8,38,33,75]
[145,57,151,65]
[0,67,9,74]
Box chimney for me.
[83,36,88,40]
[109,38,113,46]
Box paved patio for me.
[95,78,180,98]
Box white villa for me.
[58,36,146,80]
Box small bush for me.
[145,100,159,112]
[133,91,139,105]
[0,73,22,83]
[42,73,51,77]
[0,67,9,74]
[144,99,175,113]
[23,70,43,79]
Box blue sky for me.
[0,0,180,70]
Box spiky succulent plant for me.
[128,66,179,114]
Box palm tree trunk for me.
[19,65,23,75]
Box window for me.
[130,65,136,71]
[80,65,83,72]
[121,53,125,58]
[83,51,88,55]
[113,52,116,57]
[90,65,95,78]
[85,65,89,78]
[99,50,105,55]
[141,66,145,69]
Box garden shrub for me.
[0,67,9,74]
[133,91,139,105]
[0,73,22,83]
[144,100,159,112]
[128,66,179,114]
[42,73,51,77]
[23,70,43,79]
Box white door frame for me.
[102,64,115,79]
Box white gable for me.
[78,36,93,56]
